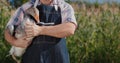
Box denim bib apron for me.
[21,4,70,63]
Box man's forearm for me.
[4,30,31,48]
[4,30,16,46]
[39,22,76,38]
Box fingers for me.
[24,21,40,37]
[25,29,33,37]
[24,22,34,38]
[15,37,31,48]
[23,39,32,47]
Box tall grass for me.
[0,1,120,63]
[67,3,120,63]
[0,3,16,63]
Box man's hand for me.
[14,36,31,48]
[24,21,42,38]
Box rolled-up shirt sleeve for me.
[6,2,31,28]
[61,3,77,26]
[6,8,21,27]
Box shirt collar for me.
[30,0,64,6]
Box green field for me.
[0,1,120,63]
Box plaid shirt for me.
[6,0,77,26]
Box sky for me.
[68,0,120,3]
[87,0,120,3]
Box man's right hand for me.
[5,28,32,48]
[13,36,32,48]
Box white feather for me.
[9,46,26,56]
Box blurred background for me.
[0,0,120,63]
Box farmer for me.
[4,0,77,63]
